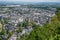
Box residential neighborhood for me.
[0,5,58,40]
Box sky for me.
[0,0,60,2]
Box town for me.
[0,5,57,40]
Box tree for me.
[0,22,2,32]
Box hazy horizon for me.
[0,0,60,2]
